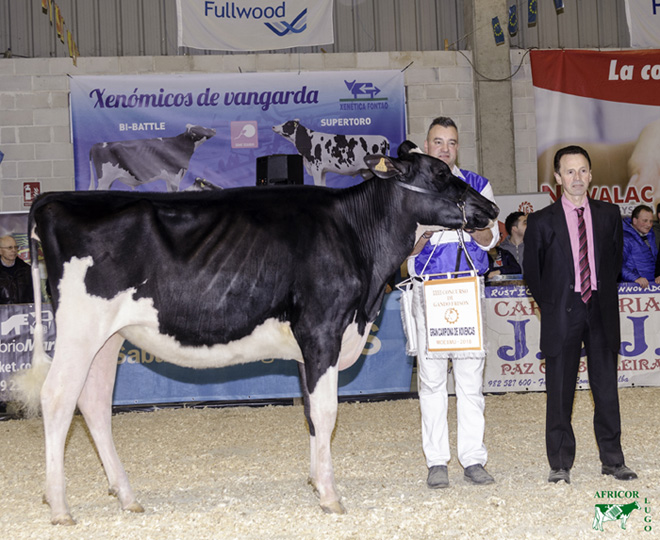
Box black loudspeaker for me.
[256,154,304,186]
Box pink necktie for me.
[576,207,591,303]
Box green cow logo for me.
[592,501,640,531]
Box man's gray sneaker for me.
[427,465,449,489]
[464,464,495,485]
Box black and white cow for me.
[16,147,498,525]
[273,120,389,186]
[88,125,216,192]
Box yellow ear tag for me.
[375,157,388,172]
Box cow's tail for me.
[9,213,52,418]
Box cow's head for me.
[363,144,499,231]
[272,120,300,141]
[186,125,217,142]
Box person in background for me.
[499,211,527,270]
[0,235,34,304]
[487,245,521,280]
[408,116,499,489]
[652,203,660,251]
[621,204,659,289]
[524,145,637,485]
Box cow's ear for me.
[363,155,409,179]
[397,140,420,157]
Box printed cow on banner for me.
[272,120,389,186]
[592,501,640,531]
[88,124,216,192]
[14,145,498,525]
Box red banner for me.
[531,49,660,107]
[531,49,660,215]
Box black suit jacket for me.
[524,197,623,356]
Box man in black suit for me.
[524,145,637,484]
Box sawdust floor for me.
[0,387,658,539]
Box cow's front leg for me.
[305,362,344,514]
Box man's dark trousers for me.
[544,291,624,470]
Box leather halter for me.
[391,177,470,229]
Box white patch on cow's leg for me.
[41,335,104,526]
[308,364,345,514]
[41,381,77,525]
[77,334,144,514]
[308,435,317,492]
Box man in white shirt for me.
[408,117,499,489]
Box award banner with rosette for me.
[422,273,485,359]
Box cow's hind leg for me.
[41,334,110,525]
[299,360,344,514]
[77,333,144,514]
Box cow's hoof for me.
[108,487,145,513]
[51,514,76,526]
[43,494,76,525]
[321,500,346,515]
[123,501,145,513]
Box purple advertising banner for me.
[69,71,406,192]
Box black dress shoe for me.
[602,464,638,480]
[427,465,449,489]
[548,468,570,484]
[464,464,495,485]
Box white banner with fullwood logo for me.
[624,0,660,48]
[423,274,485,359]
[176,0,334,51]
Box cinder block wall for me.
[0,51,537,212]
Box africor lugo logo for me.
[592,490,651,532]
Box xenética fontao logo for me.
[340,79,389,111]
[591,490,652,533]
[312,71,403,153]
